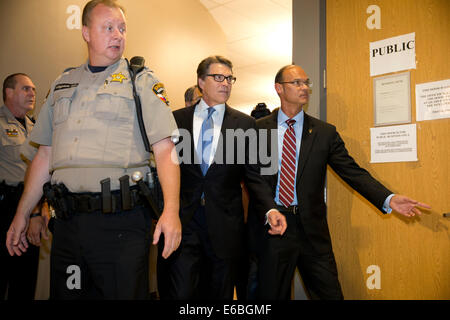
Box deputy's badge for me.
[152,83,170,106]
[110,72,128,84]
[5,129,19,137]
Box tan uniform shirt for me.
[19,135,39,164]
[31,58,177,192]
[0,105,34,186]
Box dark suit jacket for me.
[173,104,275,259]
[253,108,392,255]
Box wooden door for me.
[326,0,449,299]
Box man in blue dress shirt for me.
[252,64,431,300]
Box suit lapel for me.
[261,109,279,190]
[183,105,201,173]
[297,113,316,183]
[219,105,235,139]
[185,106,194,142]
[207,105,235,175]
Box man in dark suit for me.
[158,56,287,300]
[253,64,431,300]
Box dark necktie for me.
[199,107,215,175]
[279,119,296,207]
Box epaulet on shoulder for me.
[138,65,153,74]
[135,66,155,81]
[63,67,76,73]
[54,66,77,82]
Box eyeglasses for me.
[207,74,237,84]
[278,79,313,88]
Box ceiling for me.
[199,0,292,114]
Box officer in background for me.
[6,0,181,300]
[0,73,41,300]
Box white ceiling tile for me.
[213,0,236,4]
[199,0,220,10]
[270,0,292,10]
[208,5,260,41]
[224,0,290,30]
[199,0,239,10]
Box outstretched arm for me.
[389,194,431,218]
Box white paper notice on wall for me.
[370,124,417,163]
[370,33,416,77]
[416,79,450,121]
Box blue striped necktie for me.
[199,107,216,175]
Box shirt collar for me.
[84,58,122,74]
[195,98,225,117]
[278,108,304,127]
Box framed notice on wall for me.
[373,72,411,126]
[416,79,450,121]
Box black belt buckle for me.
[277,205,298,215]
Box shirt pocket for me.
[95,85,134,122]
[1,131,21,146]
[53,88,75,125]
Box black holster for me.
[43,182,71,219]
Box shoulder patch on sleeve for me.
[152,83,170,106]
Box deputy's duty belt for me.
[43,182,144,220]
[43,173,161,220]
[70,188,142,213]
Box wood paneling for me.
[326,0,449,299]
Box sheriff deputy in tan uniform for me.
[6,0,181,300]
[0,73,41,300]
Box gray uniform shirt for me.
[0,105,34,185]
[31,58,177,192]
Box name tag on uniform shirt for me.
[54,83,79,91]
